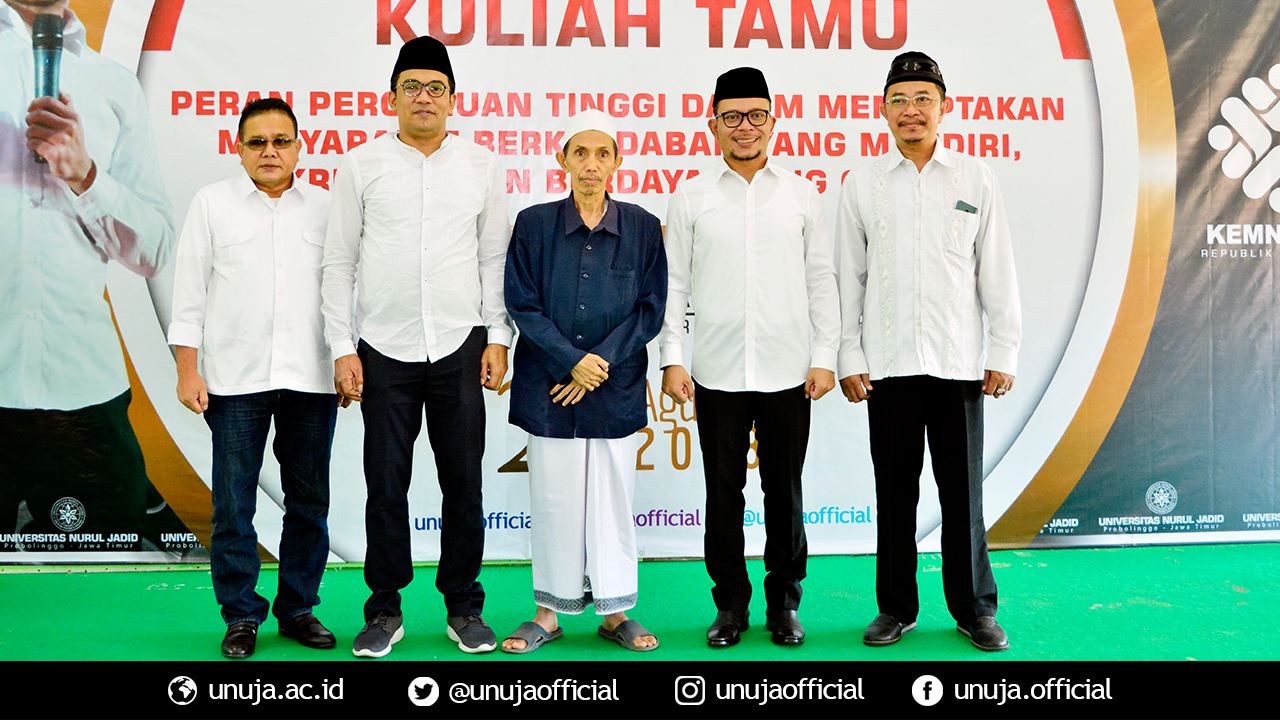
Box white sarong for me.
[526,434,639,614]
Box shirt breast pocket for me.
[211,229,257,275]
[602,268,638,314]
[301,227,326,269]
[946,207,979,258]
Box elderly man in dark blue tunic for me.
[501,109,667,653]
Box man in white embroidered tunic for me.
[835,52,1021,652]
[661,67,841,648]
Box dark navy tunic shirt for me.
[505,195,667,439]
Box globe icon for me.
[168,676,197,705]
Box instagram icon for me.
[674,676,706,706]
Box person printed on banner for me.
[500,109,666,654]
[168,98,340,659]
[834,52,1021,652]
[659,67,841,648]
[0,0,179,552]
[321,35,514,657]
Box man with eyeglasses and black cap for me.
[660,67,840,648]
[321,35,513,657]
[834,51,1021,652]
[169,97,337,659]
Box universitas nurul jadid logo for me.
[1208,63,1280,212]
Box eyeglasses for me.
[717,109,771,128]
[238,137,298,152]
[885,95,940,110]
[398,79,449,98]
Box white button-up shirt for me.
[167,173,333,396]
[0,6,174,410]
[834,144,1021,381]
[321,132,513,363]
[659,162,840,392]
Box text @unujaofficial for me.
[442,678,620,706]
[675,676,865,706]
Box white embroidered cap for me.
[562,109,618,147]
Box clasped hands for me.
[550,353,609,406]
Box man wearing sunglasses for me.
[169,98,337,659]
[321,35,513,657]
[660,67,840,648]
[834,52,1021,652]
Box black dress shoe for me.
[957,616,1009,651]
[278,613,337,649]
[765,609,805,646]
[222,622,258,659]
[863,613,916,646]
[706,609,749,647]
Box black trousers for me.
[866,375,997,625]
[695,382,809,613]
[0,390,146,540]
[359,328,487,620]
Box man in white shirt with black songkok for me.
[321,35,513,658]
[835,52,1021,652]
[169,98,338,659]
[661,67,841,649]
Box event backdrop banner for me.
[4,0,1278,563]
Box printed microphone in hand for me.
[32,12,63,164]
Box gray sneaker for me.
[352,613,404,658]
[446,615,497,654]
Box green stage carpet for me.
[2,543,1277,662]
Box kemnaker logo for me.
[169,676,197,705]
[1208,63,1280,212]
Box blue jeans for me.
[204,390,338,626]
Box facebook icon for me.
[912,675,944,706]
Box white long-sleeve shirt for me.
[659,162,840,392]
[321,132,513,363]
[834,144,1021,382]
[0,6,174,410]
[167,174,333,396]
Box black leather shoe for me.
[278,613,337,649]
[706,609,749,647]
[222,622,258,659]
[765,609,805,646]
[958,616,1009,651]
[863,613,915,646]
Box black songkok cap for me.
[391,35,455,92]
[713,67,770,106]
[884,51,945,94]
